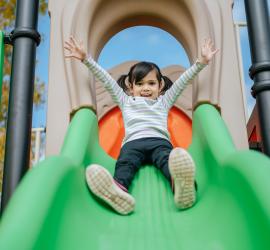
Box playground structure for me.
[0,0,270,249]
[46,0,249,157]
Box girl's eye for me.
[135,82,142,86]
[149,81,157,85]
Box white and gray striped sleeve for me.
[162,61,207,109]
[82,56,127,107]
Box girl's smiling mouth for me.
[141,93,152,97]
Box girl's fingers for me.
[207,38,213,48]
[65,40,74,49]
[64,54,74,58]
[71,36,80,48]
[70,36,76,44]
[64,45,72,51]
[201,38,218,62]
[212,48,219,55]
[65,54,81,61]
[70,37,81,49]
[69,37,75,46]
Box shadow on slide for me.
[0,104,270,250]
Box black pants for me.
[113,137,173,189]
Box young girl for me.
[64,37,218,215]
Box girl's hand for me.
[64,36,87,62]
[199,38,219,65]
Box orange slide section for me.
[99,107,192,159]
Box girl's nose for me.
[142,84,150,90]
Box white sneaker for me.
[168,148,196,209]
[85,164,135,215]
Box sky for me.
[33,0,270,128]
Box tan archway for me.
[47,0,248,155]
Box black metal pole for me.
[0,0,40,214]
[244,0,270,156]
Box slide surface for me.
[0,104,270,250]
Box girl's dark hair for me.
[117,61,173,95]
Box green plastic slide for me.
[0,104,270,250]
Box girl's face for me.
[130,70,163,100]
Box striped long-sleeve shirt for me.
[83,57,206,145]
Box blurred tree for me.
[0,0,48,192]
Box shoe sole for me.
[85,164,135,215]
[169,148,196,209]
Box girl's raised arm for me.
[162,38,218,109]
[64,36,127,107]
